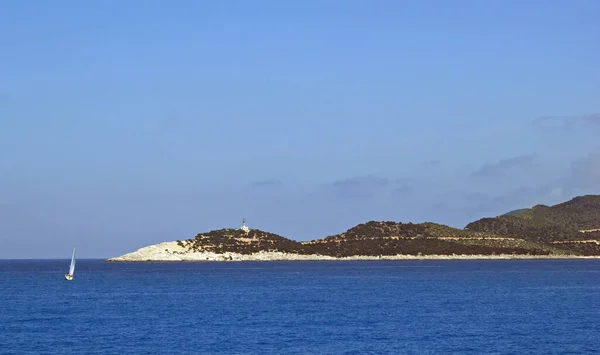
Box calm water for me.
[1,260,599,354]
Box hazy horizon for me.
[1,1,599,258]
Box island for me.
[106,195,600,262]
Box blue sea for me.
[1,260,599,354]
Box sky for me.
[1,0,599,258]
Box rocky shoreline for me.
[106,241,600,262]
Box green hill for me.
[181,228,308,255]
[168,195,600,259]
[465,195,600,243]
[304,221,567,257]
[502,208,531,217]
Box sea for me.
[1,259,599,354]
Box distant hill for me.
[502,208,531,217]
[180,228,308,255]
[465,195,600,243]
[177,221,568,258]
[304,221,564,257]
[526,195,600,230]
[314,221,490,242]
[107,194,600,261]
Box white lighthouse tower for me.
[240,218,249,233]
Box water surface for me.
[1,259,599,354]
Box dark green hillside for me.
[527,195,600,229]
[465,195,600,243]
[163,195,600,259]
[421,222,490,237]
[179,220,576,258]
[550,242,600,256]
[307,237,555,257]
[502,208,531,217]
[306,221,571,257]
[465,216,581,242]
[182,228,309,255]
[315,221,494,242]
[318,221,428,241]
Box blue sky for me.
[1,0,599,258]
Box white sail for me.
[69,247,76,275]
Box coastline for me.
[106,242,600,262]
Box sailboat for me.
[65,247,76,281]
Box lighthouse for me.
[240,218,249,233]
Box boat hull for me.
[65,273,73,281]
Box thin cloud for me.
[532,113,600,130]
[322,175,390,199]
[251,179,283,188]
[329,175,389,189]
[462,186,553,217]
[470,155,535,179]
[464,151,600,220]
[565,152,600,190]
[391,184,415,198]
[422,159,441,166]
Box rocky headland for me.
[106,195,600,262]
